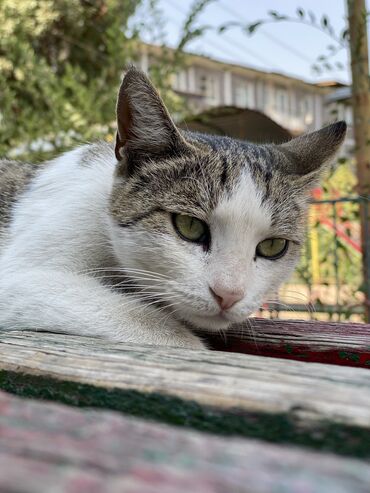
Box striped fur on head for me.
[108,68,346,331]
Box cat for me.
[0,67,346,349]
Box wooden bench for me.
[0,319,369,492]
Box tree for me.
[347,0,370,321]
[0,0,213,161]
[0,0,140,160]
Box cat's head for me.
[108,67,346,331]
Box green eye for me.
[256,238,288,260]
[173,214,209,243]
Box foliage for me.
[0,0,214,161]
[0,0,142,161]
[217,6,370,75]
[138,0,215,119]
[291,161,364,321]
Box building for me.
[138,44,351,153]
[323,85,354,156]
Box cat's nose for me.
[210,285,244,310]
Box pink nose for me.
[210,286,244,310]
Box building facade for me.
[138,44,352,155]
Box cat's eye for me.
[172,214,209,244]
[256,238,288,260]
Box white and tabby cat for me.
[0,68,346,348]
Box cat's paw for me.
[164,320,206,349]
[112,318,206,349]
[177,333,206,350]
[155,329,206,349]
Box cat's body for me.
[0,68,346,348]
[0,143,202,347]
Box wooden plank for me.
[1,330,369,426]
[205,318,370,368]
[1,330,368,426]
[0,330,369,458]
[0,390,370,493]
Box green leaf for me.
[267,10,287,20]
[321,15,329,28]
[0,0,142,160]
[246,21,262,34]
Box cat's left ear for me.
[277,121,347,180]
[115,67,188,166]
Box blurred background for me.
[0,0,369,321]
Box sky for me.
[133,0,370,84]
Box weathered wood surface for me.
[0,330,369,432]
[0,390,370,493]
[206,318,370,368]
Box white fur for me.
[0,147,203,348]
[0,146,297,348]
[105,169,298,332]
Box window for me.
[175,70,188,92]
[235,83,251,108]
[275,88,289,114]
[200,74,219,104]
[299,95,313,124]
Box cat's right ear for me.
[115,67,187,170]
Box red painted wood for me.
[205,318,370,368]
[0,390,369,493]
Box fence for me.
[260,196,370,322]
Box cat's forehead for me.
[188,132,274,168]
[189,137,280,198]
[111,135,304,239]
[173,141,305,239]
[154,140,274,209]
[188,134,279,194]
[211,168,271,240]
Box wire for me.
[162,0,279,69]
[217,1,315,64]
[218,30,282,70]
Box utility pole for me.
[347,0,370,321]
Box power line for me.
[217,1,315,64]
[218,30,282,70]
[141,15,252,67]
[162,0,279,69]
